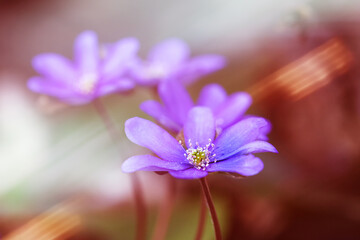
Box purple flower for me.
[122,106,277,179]
[130,38,225,86]
[140,80,252,133]
[28,31,139,105]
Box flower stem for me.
[199,177,222,240]
[92,99,121,143]
[151,176,176,240]
[93,99,147,240]
[131,173,147,240]
[194,193,207,240]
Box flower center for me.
[181,139,216,170]
[146,63,167,79]
[191,149,207,164]
[78,73,97,94]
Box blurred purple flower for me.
[130,38,225,86]
[140,80,252,132]
[28,31,138,105]
[122,107,277,179]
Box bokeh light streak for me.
[3,200,82,240]
[247,38,353,101]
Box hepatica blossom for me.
[28,31,138,105]
[130,38,226,86]
[141,80,252,132]
[122,107,277,179]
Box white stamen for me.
[78,73,97,94]
[146,63,167,79]
[183,138,217,170]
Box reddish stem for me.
[92,99,121,143]
[93,99,147,240]
[194,192,207,240]
[131,173,147,240]
[151,176,176,240]
[199,177,222,240]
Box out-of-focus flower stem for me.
[151,176,176,240]
[199,177,222,240]
[194,193,207,240]
[130,173,147,240]
[93,99,121,142]
[93,99,147,240]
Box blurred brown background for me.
[1,0,360,239]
